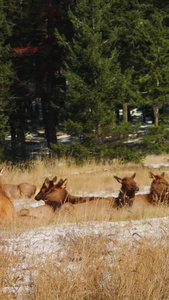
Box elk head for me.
[114,173,139,206]
[35,176,57,201]
[149,171,169,203]
[42,178,68,209]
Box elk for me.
[18,176,58,221]
[18,205,54,221]
[0,169,16,223]
[0,168,37,200]
[35,176,57,201]
[113,173,139,207]
[149,171,169,203]
[133,171,169,206]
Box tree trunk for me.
[9,119,18,157]
[17,118,26,158]
[153,106,159,126]
[41,95,57,147]
[123,103,128,122]
[128,106,131,121]
[142,106,146,123]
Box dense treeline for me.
[1,0,169,163]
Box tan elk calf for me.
[0,168,36,200]
[18,205,54,221]
[18,173,140,221]
[0,169,16,223]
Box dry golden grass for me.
[1,154,169,228]
[1,233,169,299]
[144,154,169,165]
[0,248,21,300]
[22,234,169,300]
[1,155,169,298]
[1,154,169,195]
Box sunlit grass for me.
[1,154,169,299]
[1,154,169,228]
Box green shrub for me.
[142,124,169,154]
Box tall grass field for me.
[1,154,169,299]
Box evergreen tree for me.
[137,2,169,125]
[109,0,144,118]
[7,0,42,158]
[35,0,73,147]
[9,0,74,152]
[56,0,122,147]
[0,0,13,160]
[111,1,169,124]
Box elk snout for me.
[35,193,42,201]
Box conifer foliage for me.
[56,0,122,146]
[0,0,13,159]
[1,0,169,162]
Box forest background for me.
[1,0,169,164]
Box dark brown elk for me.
[0,168,37,200]
[113,173,139,207]
[18,176,58,221]
[0,169,16,223]
[35,173,139,209]
[35,176,57,200]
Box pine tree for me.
[109,0,144,119]
[0,0,13,160]
[56,0,122,147]
[9,0,74,150]
[136,2,169,125]
[111,1,169,125]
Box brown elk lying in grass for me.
[18,176,58,221]
[132,171,169,207]
[0,169,16,223]
[35,176,57,201]
[149,171,169,203]
[0,168,36,200]
[18,173,139,221]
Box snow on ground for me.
[1,215,169,298]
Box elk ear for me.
[114,176,122,184]
[56,178,67,188]
[149,172,156,179]
[44,177,50,187]
[52,176,57,184]
[0,168,3,175]
[131,173,136,179]
[62,179,67,188]
[56,179,64,187]
[161,172,165,177]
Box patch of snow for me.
[57,134,71,140]
[2,181,169,298]
[71,171,80,175]
[30,200,44,207]
[145,163,169,168]
[1,216,169,299]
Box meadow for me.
[1,155,169,299]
